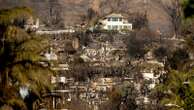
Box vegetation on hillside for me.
[0,7,33,27]
[0,7,53,110]
[0,1,194,110]
[151,1,194,109]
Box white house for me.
[99,13,132,31]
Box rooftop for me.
[105,13,124,18]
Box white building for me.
[99,13,132,31]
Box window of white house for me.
[112,17,118,22]
[119,18,122,21]
[108,18,111,21]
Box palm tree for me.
[0,7,53,110]
[154,70,194,110]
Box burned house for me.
[81,40,129,67]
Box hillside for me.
[0,0,179,35]
[1,1,194,110]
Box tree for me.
[0,7,33,28]
[130,13,148,30]
[180,0,194,40]
[0,7,53,110]
[100,83,138,110]
[181,0,194,18]
[169,0,182,38]
[167,48,189,71]
[153,46,170,62]
[127,29,156,59]
[152,1,194,110]
[47,0,64,28]
[154,70,194,110]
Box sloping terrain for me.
[0,0,178,35]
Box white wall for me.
[101,18,132,30]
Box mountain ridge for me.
[0,0,179,35]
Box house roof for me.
[105,13,124,18]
